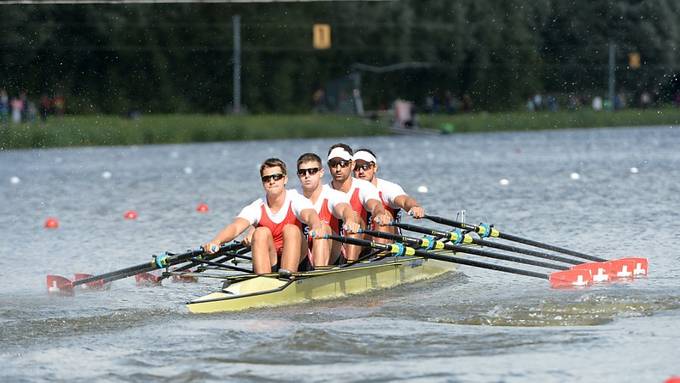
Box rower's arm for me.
[394,195,424,218]
[335,202,360,232]
[205,217,251,251]
[300,208,324,233]
[366,199,391,224]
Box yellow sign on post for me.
[313,24,331,50]
[628,52,641,69]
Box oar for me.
[360,229,569,271]
[392,222,582,265]
[46,242,244,295]
[323,234,592,288]
[160,246,252,282]
[423,214,649,278]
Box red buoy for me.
[196,203,209,213]
[123,210,138,220]
[44,217,59,229]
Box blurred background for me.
[1,0,679,115]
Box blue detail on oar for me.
[155,253,169,268]
[423,236,436,250]
[478,223,492,238]
[451,228,464,244]
[392,242,405,256]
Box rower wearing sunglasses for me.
[326,143,392,262]
[352,148,425,229]
[296,152,361,266]
[203,158,325,275]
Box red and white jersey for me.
[237,189,313,251]
[376,178,407,217]
[308,184,349,234]
[330,178,380,223]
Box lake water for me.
[1,126,679,382]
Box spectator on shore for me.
[19,91,29,122]
[462,94,473,112]
[10,96,23,124]
[53,94,65,116]
[546,95,558,112]
[532,93,543,110]
[592,96,603,111]
[674,92,680,107]
[615,92,626,110]
[0,89,8,124]
[445,91,459,114]
[640,91,652,109]
[39,94,51,122]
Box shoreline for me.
[1,108,679,150]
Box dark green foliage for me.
[1,1,678,114]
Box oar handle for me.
[326,234,549,280]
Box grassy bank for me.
[0,114,387,149]
[1,108,680,149]
[417,107,680,133]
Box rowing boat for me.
[186,254,456,314]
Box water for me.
[1,126,679,382]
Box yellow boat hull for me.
[187,256,455,314]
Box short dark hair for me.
[327,143,353,156]
[354,148,377,160]
[297,152,322,168]
[260,158,287,176]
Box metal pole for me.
[232,15,241,114]
[608,42,616,111]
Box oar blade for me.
[73,273,111,291]
[618,257,648,277]
[46,275,74,296]
[171,271,199,283]
[571,262,613,283]
[608,258,639,279]
[135,272,163,286]
[549,268,592,288]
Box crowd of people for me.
[0,88,65,125]
[203,143,425,275]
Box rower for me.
[203,158,324,275]
[326,143,391,261]
[352,148,425,235]
[296,152,361,266]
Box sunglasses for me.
[261,173,284,183]
[354,163,374,172]
[328,159,351,168]
[297,167,320,177]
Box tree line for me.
[1,0,678,114]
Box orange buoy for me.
[123,210,138,220]
[196,203,209,213]
[44,217,59,229]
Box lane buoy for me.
[184,167,193,175]
[123,210,138,220]
[44,217,59,229]
[101,171,112,179]
[570,172,580,180]
[10,176,21,184]
[417,185,429,193]
[630,167,639,174]
[196,203,209,213]
[499,178,510,186]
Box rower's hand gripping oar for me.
[322,234,592,288]
[46,242,244,295]
[423,214,649,278]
